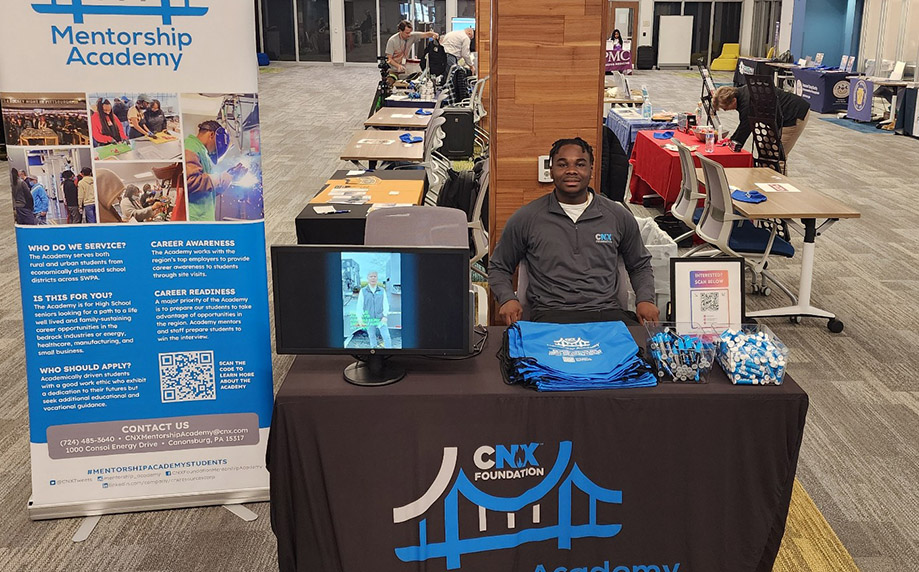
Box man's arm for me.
[487,213,528,325]
[731,99,752,147]
[354,289,365,325]
[382,289,390,317]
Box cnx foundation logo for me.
[31,0,209,71]
[392,441,636,570]
[473,442,543,481]
[595,233,614,243]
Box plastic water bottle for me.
[705,130,715,153]
[642,98,653,120]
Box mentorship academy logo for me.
[392,441,623,570]
[31,0,209,24]
[31,0,209,71]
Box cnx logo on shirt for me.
[474,443,540,470]
[595,233,614,244]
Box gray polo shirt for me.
[385,31,425,65]
[488,190,655,313]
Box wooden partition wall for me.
[483,0,607,323]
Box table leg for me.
[746,218,842,330]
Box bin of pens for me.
[716,324,788,385]
[645,323,717,383]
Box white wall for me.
[779,0,795,52]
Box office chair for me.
[364,206,488,326]
[696,155,797,300]
[468,158,489,277]
[672,140,713,255]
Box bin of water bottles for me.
[716,324,788,385]
[645,323,718,383]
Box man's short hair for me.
[549,137,594,165]
[398,20,412,31]
[197,120,222,133]
[712,86,738,112]
[81,167,92,176]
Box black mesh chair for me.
[746,75,786,175]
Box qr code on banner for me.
[700,291,720,312]
[159,351,216,403]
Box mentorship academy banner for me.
[1,0,273,519]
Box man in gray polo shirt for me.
[488,137,659,326]
[385,20,438,76]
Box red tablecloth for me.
[629,130,753,207]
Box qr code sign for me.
[700,292,720,312]
[159,351,216,403]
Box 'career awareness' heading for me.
[50,26,193,71]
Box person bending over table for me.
[488,137,660,327]
[385,20,438,77]
[712,85,811,155]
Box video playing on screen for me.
[341,251,402,349]
[272,246,470,355]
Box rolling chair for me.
[364,206,488,326]
[672,140,714,255]
[696,155,797,300]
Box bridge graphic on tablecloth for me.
[31,0,209,24]
[392,441,623,570]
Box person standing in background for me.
[385,20,438,77]
[28,176,49,224]
[440,27,476,75]
[113,96,130,138]
[78,167,96,223]
[127,94,152,139]
[10,168,36,225]
[62,170,81,224]
[609,29,623,48]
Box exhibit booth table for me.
[268,327,808,572]
[295,170,427,245]
[605,49,633,73]
[790,68,851,113]
[605,107,678,154]
[734,57,776,86]
[629,130,753,207]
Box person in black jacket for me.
[713,85,811,154]
[10,168,36,225]
[62,169,81,224]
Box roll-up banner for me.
[0,0,274,519]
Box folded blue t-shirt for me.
[415,109,432,115]
[731,189,768,203]
[653,131,675,139]
[399,133,422,144]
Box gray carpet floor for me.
[0,63,916,571]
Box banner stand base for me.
[72,515,101,542]
[223,504,258,521]
[28,488,268,521]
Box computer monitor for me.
[451,17,475,32]
[271,245,472,386]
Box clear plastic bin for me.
[715,324,788,385]
[645,322,718,383]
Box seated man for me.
[488,137,660,326]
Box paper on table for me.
[368,203,414,212]
[345,170,366,176]
[313,205,336,214]
[390,113,414,118]
[330,186,370,194]
[756,182,801,193]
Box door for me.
[607,1,640,63]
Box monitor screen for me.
[451,17,475,32]
[272,245,471,356]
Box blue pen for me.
[324,209,351,214]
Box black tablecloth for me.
[295,170,427,245]
[268,327,808,572]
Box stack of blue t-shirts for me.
[499,321,657,391]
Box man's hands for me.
[498,299,523,326]
[636,301,660,325]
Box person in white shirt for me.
[440,27,475,74]
[354,271,393,348]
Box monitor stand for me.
[343,355,405,386]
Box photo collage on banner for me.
[1,0,274,519]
